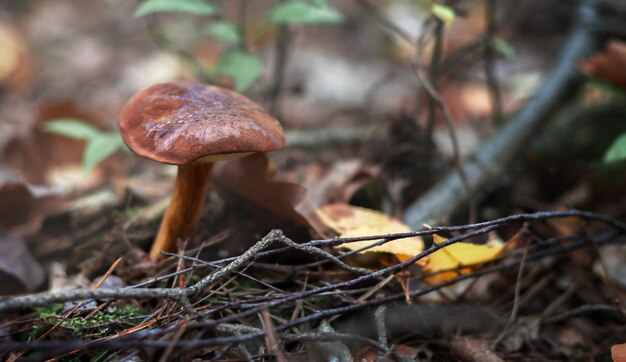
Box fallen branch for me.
[1,224,622,354]
[403,0,602,227]
[0,230,287,312]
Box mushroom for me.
[118,81,285,260]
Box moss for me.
[29,304,143,340]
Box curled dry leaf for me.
[212,153,308,227]
[313,204,505,278]
[0,228,45,294]
[612,343,626,362]
[579,40,626,91]
[0,182,64,231]
[313,203,424,262]
[296,159,379,217]
[423,234,504,285]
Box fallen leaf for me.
[212,153,308,227]
[579,40,626,92]
[354,344,418,362]
[595,244,626,289]
[3,100,123,192]
[313,203,424,262]
[447,337,503,362]
[612,343,626,362]
[423,234,504,284]
[0,228,46,294]
[0,182,64,231]
[296,160,379,217]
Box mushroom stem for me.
[149,162,213,260]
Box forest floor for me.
[0,1,626,361]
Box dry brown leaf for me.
[612,343,626,362]
[0,229,46,294]
[0,182,64,231]
[296,160,379,217]
[212,153,308,227]
[579,40,626,91]
[447,337,503,362]
[354,344,418,362]
[313,203,424,262]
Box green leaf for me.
[490,37,516,60]
[216,51,263,92]
[205,21,240,45]
[83,134,125,172]
[44,119,103,140]
[134,0,218,17]
[604,133,626,164]
[270,1,343,24]
[431,3,455,27]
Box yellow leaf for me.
[431,3,455,27]
[423,234,504,284]
[314,204,424,262]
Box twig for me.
[159,321,187,362]
[490,236,530,349]
[404,0,601,227]
[0,230,284,312]
[510,237,531,322]
[375,306,388,362]
[425,17,444,152]
[542,304,624,324]
[219,323,411,362]
[268,0,290,118]
[484,0,503,125]
[0,211,623,360]
[203,209,626,272]
[4,229,622,354]
[357,0,477,222]
[273,233,371,276]
[161,252,287,293]
[412,55,477,224]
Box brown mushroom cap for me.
[118,81,285,165]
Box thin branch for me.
[0,230,285,312]
[357,0,476,223]
[542,304,624,324]
[484,0,503,125]
[2,229,621,353]
[375,305,389,362]
[268,0,291,118]
[425,18,444,147]
[403,0,602,227]
[490,235,531,348]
